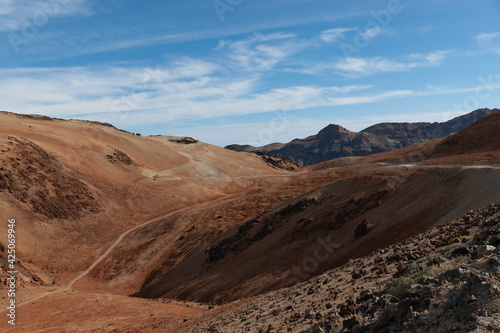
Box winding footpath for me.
[1,193,239,312]
[2,170,294,312]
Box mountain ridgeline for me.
[226,108,499,166]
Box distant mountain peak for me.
[226,108,499,166]
[318,124,349,136]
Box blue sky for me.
[1,0,500,146]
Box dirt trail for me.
[376,163,500,170]
[1,193,241,311]
[2,171,293,311]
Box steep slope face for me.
[432,110,500,158]
[79,166,340,296]
[182,203,500,333]
[0,135,100,220]
[361,108,497,145]
[226,108,498,166]
[0,112,296,296]
[136,164,500,304]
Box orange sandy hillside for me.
[2,290,205,333]
[0,111,295,294]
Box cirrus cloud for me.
[0,0,91,32]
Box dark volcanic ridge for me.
[226,108,499,166]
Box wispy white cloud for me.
[0,60,379,124]
[0,0,13,15]
[0,0,91,32]
[1,55,498,138]
[416,25,438,35]
[288,49,453,77]
[217,32,309,72]
[319,28,354,42]
[328,90,414,105]
[333,57,406,76]
[406,50,452,66]
[0,22,494,141]
[325,50,453,77]
[476,32,500,54]
[0,58,220,101]
[24,8,366,60]
[359,26,385,41]
[476,32,500,44]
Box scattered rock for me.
[168,137,199,145]
[419,275,439,285]
[451,246,471,257]
[416,313,438,326]
[338,299,356,317]
[342,316,359,330]
[475,316,496,330]
[354,219,374,238]
[470,282,498,297]
[304,308,316,319]
[193,203,500,333]
[477,245,496,258]
[299,325,325,333]
[458,267,471,279]
[357,290,373,303]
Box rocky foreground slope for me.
[178,203,500,333]
[226,108,498,166]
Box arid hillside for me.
[132,113,500,304]
[0,111,299,297]
[137,164,500,304]
[179,203,500,333]
[1,111,500,333]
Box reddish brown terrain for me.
[0,111,500,332]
